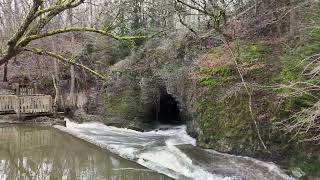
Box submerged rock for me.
[290,167,306,179]
[74,109,149,131]
[102,116,150,132]
[73,108,103,122]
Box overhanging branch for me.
[0,0,162,78]
[18,27,162,48]
[35,0,83,17]
[23,46,108,80]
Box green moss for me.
[214,66,233,77]
[199,66,233,80]
[195,90,265,151]
[287,95,315,109]
[103,71,143,119]
[146,48,172,66]
[275,26,320,84]
[117,92,130,114]
[175,42,186,59]
[194,42,279,152]
[286,153,320,177]
[276,68,300,83]
[237,41,271,64]
[199,77,218,86]
[207,48,224,59]
[278,93,316,120]
[199,67,212,74]
[273,19,320,121]
[103,88,142,119]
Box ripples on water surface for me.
[0,124,171,180]
[55,120,295,180]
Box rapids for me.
[54,120,295,180]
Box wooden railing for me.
[19,87,37,95]
[0,95,17,113]
[18,95,53,114]
[0,95,53,116]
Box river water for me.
[55,120,295,180]
[0,120,296,180]
[0,124,171,180]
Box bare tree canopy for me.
[0,0,157,79]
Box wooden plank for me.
[0,95,53,117]
[0,95,16,112]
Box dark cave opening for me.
[147,92,183,125]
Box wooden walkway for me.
[0,95,53,116]
[0,84,53,118]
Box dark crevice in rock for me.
[145,90,183,125]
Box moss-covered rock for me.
[103,70,144,120]
[99,32,318,165]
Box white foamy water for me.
[54,120,295,180]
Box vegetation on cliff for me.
[0,0,319,178]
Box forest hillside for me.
[0,0,320,179]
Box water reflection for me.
[0,125,171,180]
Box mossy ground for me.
[196,23,320,173]
[194,40,276,151]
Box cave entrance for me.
[149,92,182,125]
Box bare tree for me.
[0,0,153,80]
[175,0,228,34]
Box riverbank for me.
[0,115,66,126]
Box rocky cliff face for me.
[98,32,293,158]
[100,34,202,130]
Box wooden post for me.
[16,96,21,120]
[13,83,20,95]
[34,83,38,95]
[3,62,8,82]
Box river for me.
[0,120,296,180]
[57,120,294,180]
[0,124,171,180]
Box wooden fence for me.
[0,95,17,113]
[0,95,53,116]
[19,87,37,96]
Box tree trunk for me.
[52,38,64,110]
[68,8,76,108]
[289,0,297,37]
[70,64,76,106]
[3,62,8,82]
